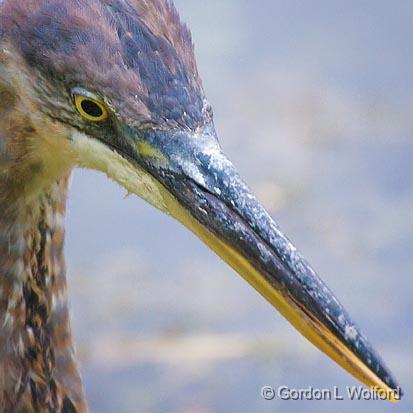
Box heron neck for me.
[0,174,87,412]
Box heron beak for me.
[112,124,402,401]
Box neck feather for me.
[0,46,86,412]
[0,175,87,412]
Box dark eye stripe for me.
[80,99,103,118]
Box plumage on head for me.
[0,0,206,130]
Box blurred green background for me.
[65,1,412,412]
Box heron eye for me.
[74,95,108,122]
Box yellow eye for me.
[74,94,108,122]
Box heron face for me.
[2,0,401,400]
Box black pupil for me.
[81,99,103,118]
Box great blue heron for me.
[0,0,402,411]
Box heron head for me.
[0,0,401,400]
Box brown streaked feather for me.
[0,176,86,413]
